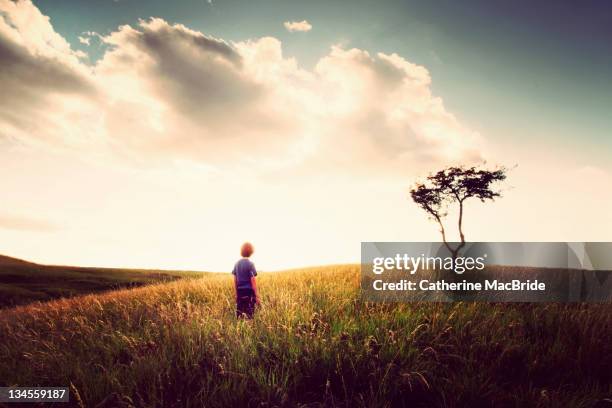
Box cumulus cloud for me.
[94,19,307,164]
[0,1,482,174]
[284,20,312,33]
[310,47,481,173]
[0,0,96,146]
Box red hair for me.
[240,242,254,258]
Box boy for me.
[232,242,260,319]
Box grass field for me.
[0,265,610,407]
[0,255,202,308]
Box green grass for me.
[0,265,610,407]
[0,255,203,308]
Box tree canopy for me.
[410,164,508,258]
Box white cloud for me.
[283,20,312,33]
[0,0,97,149]
[78,35,90,45]
[308,46,482,174]
[0,1,481,175]
[0,213,57,232]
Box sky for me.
[1,0,611,271]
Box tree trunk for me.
[454,200,466,261]
[458,200,465,244]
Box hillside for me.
[0,254,203,308]
[0,254,39,266]
[0,265,610,407]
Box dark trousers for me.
[236,288,256,319]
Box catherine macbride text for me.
[373,279,546,292]
[372,254,486,275]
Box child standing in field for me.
[232,242,260,319]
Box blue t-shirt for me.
[232,258,257,290]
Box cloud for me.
[0,1,482,175]
[284,20,312,33]
[93,19,305,164]
[308,47,482,174]
[0,213,57,232]
[78,31,100,47]
[0,0,96,146]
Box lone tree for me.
[410,164,508,259]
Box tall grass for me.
[0,265,610,407]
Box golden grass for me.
[0,265,610,407]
